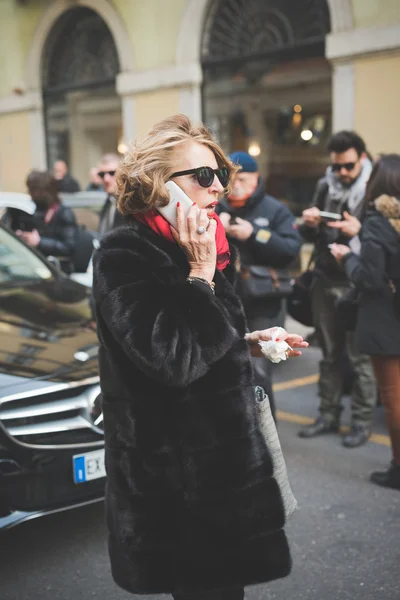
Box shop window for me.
[202,0,331,215]
[42,7,121,187]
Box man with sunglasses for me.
[217,151,302,419]
[298,130,376,448]
[98,153,125,236]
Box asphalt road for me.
[1,324,399,600]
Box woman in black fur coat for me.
[92,114,308,599]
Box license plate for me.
[73,449,106,484]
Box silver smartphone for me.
[319,211,342,221]
[157,181,198,230]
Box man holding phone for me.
[298,130,376,447]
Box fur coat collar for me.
[375,194,400,235]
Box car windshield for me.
[0,227,52,284]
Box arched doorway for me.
[201,0,331,215]
[42,7,122,188]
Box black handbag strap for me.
[315,180,329,211]
[303,182,327,272]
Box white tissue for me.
[258,327,291,363]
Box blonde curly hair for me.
[116,114,237,216]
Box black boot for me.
[298,416,339,438]
[342,423,371,448]
[370,461,400,490]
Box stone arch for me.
[326,0,354,34]
[25,0,134,91]
[176,0,354,66]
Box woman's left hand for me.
[16,229,41,247]
[245,327,308,358]
[330,243,351,262]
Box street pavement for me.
[1,321,399,600]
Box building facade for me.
[0,0,400,212]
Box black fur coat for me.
[92,220,291,595]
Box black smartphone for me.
[19,213,37,232]
[6,208,36,232]
[229,216,238,225]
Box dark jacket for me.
[299,178,362,283]
[56,174,80,193]
[98,195,126,236]
[217,180,301,317]
[343,195,400,356]
[35,205,78,260]
[92,221,291,596]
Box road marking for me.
[273,374,319,391]
[276,410,313,425]
[274,375,391,447]
[364,433,390,447]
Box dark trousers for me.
[173,588,244,600]
[311,277,376,426]
[247,314,277,420]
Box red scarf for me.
[135,210,230,271]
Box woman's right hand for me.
[172,203,217,283]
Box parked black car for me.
[0,221,105,530]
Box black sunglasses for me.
[98,170,116,179]
[170,167,230,188]
[331,162,357,172]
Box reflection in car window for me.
[60,193,106,235]
[0,228,52,283]
[71,207,101,232]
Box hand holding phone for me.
[302,206,321,227]
[157,181,216,281]
[175,201,217,283]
